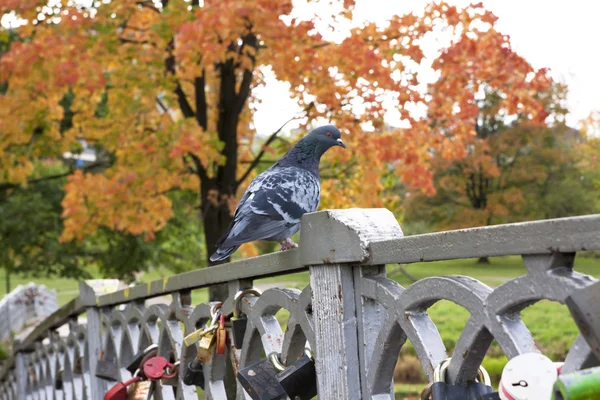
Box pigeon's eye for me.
[326,132,332,138]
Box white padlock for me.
[499,353,558,400]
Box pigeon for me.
[210,125,346,262]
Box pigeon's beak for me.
[336,138,346,149]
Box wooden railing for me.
[0,208,599,400]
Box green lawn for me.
[1,254,598,396]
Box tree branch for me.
[189,153,208,183]
[240,159,276,164]
[0,161,108,191]
[175,82,195,118]
[236,68,253,114]
[235,116,296,188]
[235,33,257,114]
[164,39,208,180]
[164,39,195,119]
[195,72,208,130]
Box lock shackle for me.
[433,358,491,386]
[268,352,286,372]
[233,288,262,317]
[208,303,222,327]
[163,361,180,380]
[304,347,313,359]
[209,302,222,318]
[142,343,158,354]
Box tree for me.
[390,10,569,263]
[0,161,206,283]
[404,122,599,228]
[0,2,543,290]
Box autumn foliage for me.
[0,1,555,263]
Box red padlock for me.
[104,376,142,400]
[142,356,178,380]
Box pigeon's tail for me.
[210,245,239,262]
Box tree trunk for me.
[476,256,491,264]
[201,185,234,301]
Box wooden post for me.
[14,346,27,400]
[301,208,404,399]
[79,282,107,400]
[309,263,361,398]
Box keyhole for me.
[512,380,528,387]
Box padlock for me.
[237,354,287,400]
[197,330,217,364]
[96,349,120,381]
[231,288,261,349]
[498,352,557,400]
[126,344,158,376]
[552,366,600,400]
[55,368,64,390]
[104,376,143,400]
[276,353,317,400]
[73,356,84,375]
[216,313,227,355]
[422,358,494,400]
[126,380,152,400]
[478,394,501,400]
[142,356,178,380]
[184,303,221,347]
[182,359,205,388]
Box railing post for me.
[79,282,106,400]
[301,208,403,399]
[309,262,361,398]
[14,344,27,400]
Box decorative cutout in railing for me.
[1,208,599,400]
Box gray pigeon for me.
[210,125,346,262]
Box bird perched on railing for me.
[210,125,346,262]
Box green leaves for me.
[0,163,205,281]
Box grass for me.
[1,254,598,397]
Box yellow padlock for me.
[197,331,217,364]
[127,380,151,400]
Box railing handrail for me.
[370,213,600,265]
[4,209,600,396]
[12,211,600,352]
[97,245,303,307]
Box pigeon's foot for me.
[279,238,298,251]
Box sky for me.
[253,0,600,136]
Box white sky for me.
[253,0,600,135]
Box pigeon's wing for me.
[219,167,320,247]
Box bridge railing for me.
[1,208,599,400]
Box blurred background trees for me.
[0,0,598,283]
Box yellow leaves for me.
[239,242,260,258]
[1,157,34,187]
[581,110,600,138]
[60,168,175,242]
[119,5,161,44]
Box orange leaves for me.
[428,26,550,130]
[169,120,224,173]
[119,5,160,44]
[395,3,553,200]
[61,169,174,242]
[1,0,559,252]
[0,14,108,191]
